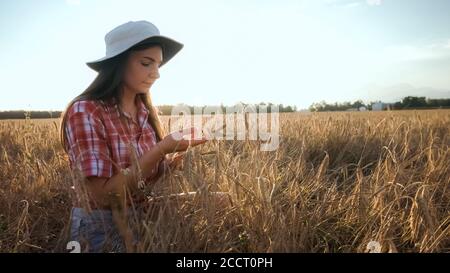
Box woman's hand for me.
[158,127,207,154]
[166,152,185,170]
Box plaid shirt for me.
[64,98,163,183]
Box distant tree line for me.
[0,110,63,120]
[309,96,450,112]
[309,100,368,112]
[0,102,298,119]
[157,102,297,115]
[392,97,450,109]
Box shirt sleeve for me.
[65,101,113,178]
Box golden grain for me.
[0,110,448,252]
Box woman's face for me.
[123,45,163,94]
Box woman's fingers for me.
[179,127,208,147]
[169,154,184,168]
[169,152,184,163]
[164,127,208,153]
[171,151,183,158]
[188,138,208,148]
[177,127,204,140]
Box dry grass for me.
[0,110,449,253]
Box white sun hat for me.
[86,20,183,71]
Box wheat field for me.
[0,110,449,253]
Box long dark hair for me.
[59,41,165,154]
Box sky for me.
[1,0,450,111]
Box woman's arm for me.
[84,142,166,208]
[84,128,207,208]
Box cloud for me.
[378,39,450,64]
[430,39,450,50]
[360,83,450,102]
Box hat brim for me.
[86,35,184,72]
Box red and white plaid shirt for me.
[64,97,163,183]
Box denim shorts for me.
[70,207,128,253]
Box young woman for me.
[60,21,218,252]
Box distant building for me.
[372,102,384,111]
[345,107,367,112]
